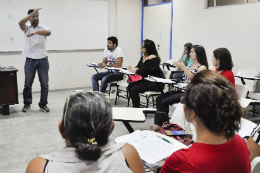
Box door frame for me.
[141,0,173,59]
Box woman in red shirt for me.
[210,48,235,87]
[160,70,250,173]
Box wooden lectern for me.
[0,66,19,115]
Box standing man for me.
[18,8,51,112]
[91,36,124,93]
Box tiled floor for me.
[0,88,259,173]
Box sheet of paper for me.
[117,130,179,164]
[117,130,148,145]
[89,63,98,66]
[107,67,122,71]
[120,69,135,74]
[132,135,179,164]
[236,123,253,138]
[151,76,175,84]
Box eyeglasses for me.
[63,90,109,127]
[141,46,145,48]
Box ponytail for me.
[74,138,101,161]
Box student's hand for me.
[170,87,178,92]
[98,63,105,68]
[127,65,133,72]
[174,61,185,68]
[32,8,42,15]
[27,32,35,37]
[132,68,138,73]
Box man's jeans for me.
[91,71,123,92]
[23,57,49,105]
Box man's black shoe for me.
[39,105,50,112]
[22,104,30,112]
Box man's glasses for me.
[63,90,109,127]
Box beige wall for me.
[0,0,142,92]
[117,0,142,67]
[171,0,260,75]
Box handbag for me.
[159,122,194,146]
[127,75,142,83]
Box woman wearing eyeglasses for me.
[160,70,250,173]
[150,45,208,131]
[25,92,145,173]
[209,48,235,87]
[127,39,165,108]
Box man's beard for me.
[32,21,38,26]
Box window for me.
[144,0,172,6]
[208,0,259,7]
[162,0,171,2]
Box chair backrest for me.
[169,103,197,141]
[236,69,259,93]
[235,84,249,98]
[251,157,260,173]
[166,60,182,71]
[162,69,171,79]
[167,60,175,64]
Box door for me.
[143,3,171,62]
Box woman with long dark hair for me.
[161,70,250,173]
[172,43,194,82]
[26,92,145,173]
[151,45,208,131]
[210,48,235,87]
[127,39,165,108]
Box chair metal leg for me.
[146,96,149,108]
[122,121,134,133]
[152,96,155,108]
[253,104,255,117]
[127,89,130,107]
[109,84,111,96]
[115,85,119,105]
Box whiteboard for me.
[0,0,108,51]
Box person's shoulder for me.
[168,148,192,162]
[233,134,246,142]
[182,54,187,60]
[231,135,250,151]
[222,69,234,75]
[197,64,207,72]
[26,157,47,173]
[121,143,138,155]
[115,46,123,52]
[161,149,194,172]
[147,54,157,59]
[115,47,123,56]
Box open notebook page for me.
[117,130,179,164]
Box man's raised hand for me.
[32,8,42,15]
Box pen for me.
[156,135,172,144]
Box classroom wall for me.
[171,0,260,75]
[117,0,142,66]
[0,0,142,92]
